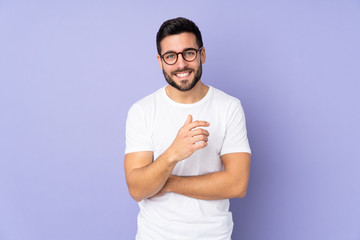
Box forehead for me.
[160,32,198,53]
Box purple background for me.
[1,0,359,239]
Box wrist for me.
[165,175,177,193]
[163,148,180,163]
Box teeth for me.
[176,72,190,77]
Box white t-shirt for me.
[125,86,251,240]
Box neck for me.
[165,81,209,104]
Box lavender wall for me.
[1,1,359,239]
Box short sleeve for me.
[220,100,251,156]
[125,104,153,154]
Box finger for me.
[192,141,208,151]
[192,135,208,143]
[189,128,209,137]
[187,120,210,130]
[183,114,193,126]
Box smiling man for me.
[124,17,251,240]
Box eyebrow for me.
[162,47,197,55]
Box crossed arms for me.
[124,115,251,202]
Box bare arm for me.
[125,151,179,202]
[154,152,251,200]
[124,115,210,202]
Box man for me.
[124,17,251,240]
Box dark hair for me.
[156,17,203,55]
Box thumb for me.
[184,114,192,126]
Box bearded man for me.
[124,17,251,240]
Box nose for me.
[176,53,188,68]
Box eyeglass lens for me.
[163,49,197,65]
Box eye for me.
[164,53,176,59]
[184,50,195,56]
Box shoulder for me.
[210,86,242,106]
[208,86,246,123]
[128,87,164,113]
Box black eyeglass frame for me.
[160,47,203,65]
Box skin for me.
[158,32,208,104]
[124,32,251,202]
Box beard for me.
[162,64,202,92]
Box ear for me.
[157,55,163,70]
[200,47,206,64]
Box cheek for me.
[163,66,174,74]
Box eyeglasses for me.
[160,47,203,65]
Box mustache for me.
[172,67,193,75]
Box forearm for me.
[164,171,248,200]
[126,151,177,202]
[125,116,211,202]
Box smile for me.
[174,71,191,78]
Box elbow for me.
[126,179,147,202]
[231,184,248,199]
[233,190,247,199]
[131,195,143,202]
[236,190,247,198]
[128,189,145,202]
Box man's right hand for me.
[167,114,210,163]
